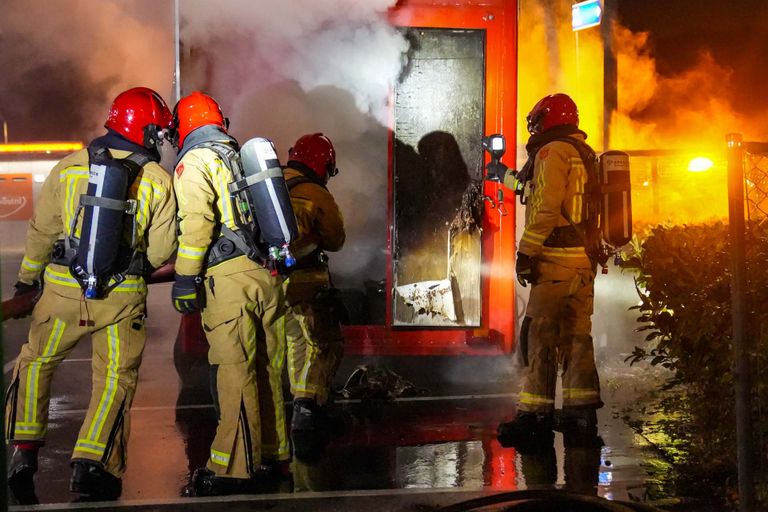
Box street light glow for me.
[688,157,713,172]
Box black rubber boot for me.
[70,460,122,501]
[563,428,604,449]
[557,407,602,447]
[497,412,555,453]
[251,461,292,493]
[291,399,327,463]
[182,466,282,497]
[8,446,39,505]
[291,398,318,432]
[556,407,598,432]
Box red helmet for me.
[288,133,338,182]
[105,87,173,147]
[526,93,579,134]
[173,91,227,148]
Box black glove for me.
[172,274,203,314]
[485,161,508,182]
[14,280,40,297]
[516,253,538,287]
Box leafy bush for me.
[621,222,768,509]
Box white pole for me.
[173,0,181,103]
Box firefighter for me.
[171,91,288,496]
[5,87,177,503]
[494,93,603,447]
[281,133,346,461]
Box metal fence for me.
[623,141,768,226]
[744,144,768,221]
[625,149,728,228]
[726,134,768,512]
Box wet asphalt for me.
[1,253,654,511]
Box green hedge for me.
[620,222,768,509]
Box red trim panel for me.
[345,0,518,356]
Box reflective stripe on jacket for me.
[174,144,255,277]
[18,147,177,288]
[512,134,592,269]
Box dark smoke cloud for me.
[0,29,107,141]
[0,0,173,143]
[618,0,768,117]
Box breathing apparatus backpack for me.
[65,144,149,299]
[521,139,633,273]
[198,137,299,274]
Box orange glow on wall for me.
[517,1,604,155]
[0,142,84,154]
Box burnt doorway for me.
[392,28,485,327]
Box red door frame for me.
[343,0,518,356]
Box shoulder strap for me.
[546,138,607,271]
[122,152,150,188]
[69,148,149,281]
[220,224,257,259]
[285,175,315,191]
[196,141,239,161]
[193,143,266,264]
[195,142,244,188]
[124,152,151,172]
[546,137,599,204]
[75,149,145,217]
[551,138,597,176]
[286,162,328,190]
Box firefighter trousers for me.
[201,268,288,479]
[517,263,602,414]
[282,267,344,405]
[5,284,147,478]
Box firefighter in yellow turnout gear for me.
[496,94,603,449]
[5,88,177,503]
[281,133,346,461]
[172,92,288,497]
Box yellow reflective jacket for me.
[283,167,345,258]
[505,133,592,270]
[19,147,178,296]
[174,143,260,277]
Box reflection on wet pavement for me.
[2,255,653,509]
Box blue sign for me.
[572,0,602,31]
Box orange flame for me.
[516,2,762,227]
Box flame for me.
[516,3,766,227]
[611,24,736,225]
[517,1,604,151]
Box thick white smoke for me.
[180,0,408,126]
[2,0,408,290]
[180,0,410,289]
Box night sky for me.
[617,0,768,115]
